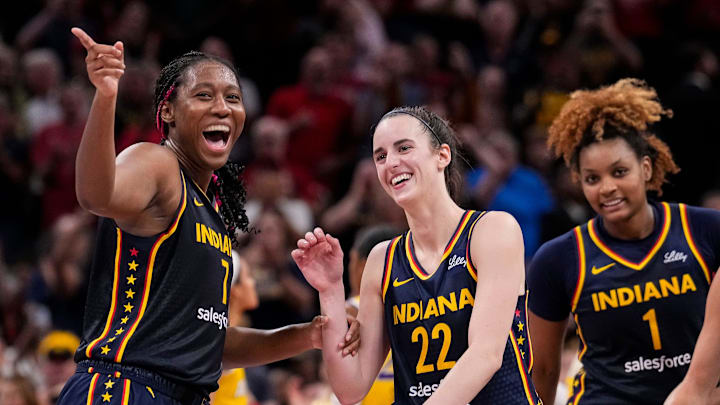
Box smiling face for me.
[578,137,652,224]
[163,61,246,171]
[372,115,450,207]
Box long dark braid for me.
[154,51,250,246]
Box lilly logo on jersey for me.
[448,255,466,270]
[663,250,688,264]
[196,306,228,330]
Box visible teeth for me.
[203,124,230,133]
[603,199,622,207]
[392,173,411,185]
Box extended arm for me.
[665,274,720,404]
[424,211,526,404]
[292,229,390,404]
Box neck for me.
[603,202,655,240]
[164,141,213,192]
[404,192,465,253]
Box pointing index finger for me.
[71,27,96,50]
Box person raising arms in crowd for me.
[56,28,357,405]
[528,78,720,404]
[293,106,540,404]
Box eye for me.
[613,167,628,177]
[399,144,412,152]
[226,93,242,102]
[584,174,599,184]
[196,92,212,99]
[375,153,386,162]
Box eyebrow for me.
[189,82,241,91]
[582,158,624,172]
[373,138,414,155]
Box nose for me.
[598,176,617,195]
[211,96,231,116]
[386,151,400,168]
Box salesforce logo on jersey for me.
[196,306,228,330]
[624,352,691,373]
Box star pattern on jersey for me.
[126,274,136,285]
[115,327,125,335]
[102,392,112,402]
[100,345,111,355]
[517,321,524,332]
[129,247,138,257]
[515,309,521,318]
[104,379,115,390]
[124,303,134,313]
[517,336,526,345]
[125,289,135,299]
[107,337,116,342]
[128,260,139,271]
[121,316,129,324]
[520,350,525,358]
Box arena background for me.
[1,1,719,404]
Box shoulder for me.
[528,229,579,281]
[116,142,177,166]
[471,211,522,240]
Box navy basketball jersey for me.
[566,202,711,404]
[76,167,233,393]
[381,210,540,405]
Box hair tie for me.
[156,84,177,135]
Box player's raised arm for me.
[292,227,390,404]
[72,27,170,225]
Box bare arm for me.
[665,274,720,405]
[292,229,390,404]
[72,28,177,233]
[528,311,568,404]
[424,211,526,404]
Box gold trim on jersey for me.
[525,289,534,372]
[569,370,586,405]
[121,379,131,405]
[116,172,188,361]
[509,329,535,405]
[464,211,487,281]
[86,228,123,358]
[571,227,586,312]
[382,236,402,303]
[86,373,100,405]
[679,204,711,284]
[405,210,474,280]
[574,314,588,361]
[587,202,671,271]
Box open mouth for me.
[601,198,624,208]
[391,173,412,186]
[202,124,230,150]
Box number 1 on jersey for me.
[642,308,662,350]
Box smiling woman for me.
[527,78,720,405]
[56,28,360,405]
[292,106,542,404]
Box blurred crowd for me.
[1,0,719,404]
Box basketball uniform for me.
[57,167,233,405]
[382,210,541,404]
[529,202,720,404]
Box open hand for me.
[291,227,344,292]
[71,27,125,97]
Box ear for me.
[160,102,175,128]
[437,143,451,171]
[641,155,652,182]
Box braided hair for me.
[548,78,680,195]
[153,51,250,245]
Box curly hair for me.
[547,78,679,194]
[154,51,250,245]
